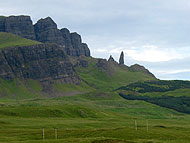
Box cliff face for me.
[70,32,90,57]
[34,17,65,45]
[0,44,80,84]
[0,16,90,57]
[0,16,36,40]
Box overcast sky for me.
[1,0,190,80]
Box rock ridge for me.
[0,15,90,57]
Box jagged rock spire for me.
[119,51,124,65]
[108,55,115,62]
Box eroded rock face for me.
[82,43,90,57]
[70,32,90,57]
[108,55,115,62]
[0,17,6,32]
[96,59,116,76]
[60,28,72,48]
[96,59,109,71]
[0,16,36,40]
[0,15,91,57]
[0,44,80,84]
[0,51,13,80]
[34,17,65,45]
[75,59,88,68]
[33,17,90,57]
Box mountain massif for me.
[0,15,156,96]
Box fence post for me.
[43,128,45,140]
[55,128,57,139]
[135,120,137,131]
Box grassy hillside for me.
[76,57,156,92]
[0,62,189,142]
[117,80,190,114]
[0,56,156,99]
[0,32,41,49]
[0,78,95,99]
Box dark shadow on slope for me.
[119,93,190,114]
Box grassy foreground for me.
[0,92,190,143]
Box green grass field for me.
[0,32,41,49]
[0,60,189,142]
[0,92,190,143]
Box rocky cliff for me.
[0,16,36,40]
[0,44,80,84]
[34,17,65,45]
[0,16,90,57]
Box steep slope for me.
[0,32,81,97]
[0,32,41,49]
[75,57,156,91]
[0,43,80,83]
[129,64,156,78]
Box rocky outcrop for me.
[108,55,115,62]
[129,64,156,78]
[70,32,90,57]
[96,59,116,75]
[0,15,91,57]
[119,51,124,65]
[34,17,65,45]
[75,59,88,68]
[0,44,80,84]
[96,59,108,70]
[0,16,36,40]
[60,28,73,50]
[34,17,90,57]
[0,17,6,32]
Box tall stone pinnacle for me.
[119,51,124,65]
